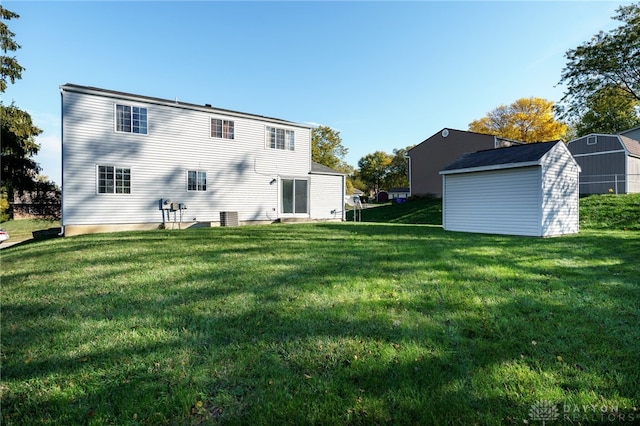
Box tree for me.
[559,3,640,119]
[357,151,392,195]
[1,103,43,198]
[312,125,349,171]
[384,146,413,189]
[0,6,24,92]
[574,85,640,136]
[469,97,568,142]
[1,6,49,220]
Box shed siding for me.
[540,145,580,236]
[573,152,626,194]
[443,167,541,236]
[567,135,622,155]
[310,174,344,220]
[62,88,313,228]
[628,157,640,193]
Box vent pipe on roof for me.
[205,104,212,107]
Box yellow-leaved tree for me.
[469,97,568,143]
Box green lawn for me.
[1,197,639,425]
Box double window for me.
[267,126,295,151]
[281,178,308,214]
[116,104,147,134]
[187,170,207,191]
[211,118,234,139]
[98,165,131,194]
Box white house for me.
[439,141,580,237]
[60,84,345,236]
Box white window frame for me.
[211,118,234,140]
[587,136,597,145]
[187,170,207,192]
[96,165,132,195]
[266,126,295,151]
[115,104,148,135]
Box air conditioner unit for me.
[220,211,239,227]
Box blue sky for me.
[2,0,628,186]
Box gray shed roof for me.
[441,141,560,174]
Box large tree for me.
[559,3,640,119]
[357,151,392,195]
[574,85,640,136]
[384,146,413,189]
[0,6,24,92]
[468,97,568,142]
[312,125,349,171]
[1,5,48,219]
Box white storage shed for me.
[439,141,580,237]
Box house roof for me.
[440,141,561,174]
[60,83,311,129]
[310,161,346,175]
[620,135,640,158]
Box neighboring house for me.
[406,128,523,197]
[387,187,410,199]
[440,141,580,237]
[566,133,640,194]
[60,84,345,236]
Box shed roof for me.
[440,141,561,174]
[620,135,640,158]
[310,161,345,175]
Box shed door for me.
[443,167,541,236]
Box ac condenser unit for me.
[220,211,239,227]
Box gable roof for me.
[60,83,311,129]
[440,141,562,174]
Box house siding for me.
[628,156,640,193]
[407,129,498,197]
[62,86,316,232]
[310,174,345,221]
[540,144,580,236]
[443,167,542,236]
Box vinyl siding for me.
[540,144,580,236]
[62,88,313,227]
[573,152,626,194]
[310,174,344,220]
[443,167,542,236]
[628,157,640,193]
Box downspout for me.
[58,86,65,237]
[404,152,411,197]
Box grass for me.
[0,219,61,242]
[1,196,639,425]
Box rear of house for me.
[60,84,344,236]
[567,134,640,194]
[440,141,580,237]
[407,128,522,197]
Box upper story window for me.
[587,136,597,145]
[187,170,207,191]
[98,165,131,194]
[116,104,147,134]
[211,118,234,139]
[267,126,294,151]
